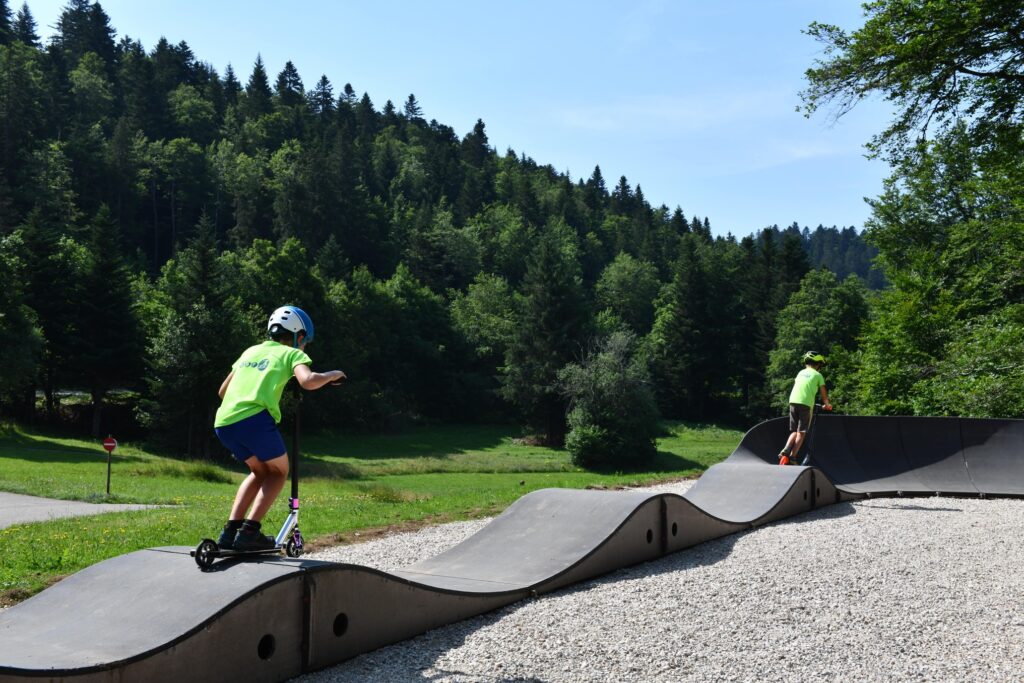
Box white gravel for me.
[296,481,1024,683]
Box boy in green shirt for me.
[213,306,345,551]
[778,351,831,466]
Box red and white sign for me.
[102,437,118,453]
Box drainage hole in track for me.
[334,613,349,637]
[803,491,808,501]
[646,529,653,544]
[258,634,276,660]
[671,522,678,537]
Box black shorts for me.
[788,404,813,433]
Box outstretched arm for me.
[293,364,346,390]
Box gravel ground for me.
[296,481,1024,683]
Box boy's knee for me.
[265,454,289,477]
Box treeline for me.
[770,223,883,289]
[18,2,1005,466]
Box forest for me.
[0,0,1020,466]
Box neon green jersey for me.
[788,367,825,407]
[214,341,312,427]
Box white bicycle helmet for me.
[267,305,314,346]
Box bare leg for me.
[245,454,289,522]
[781,432,806,456]
[789,432,806,458]
[229,469,266,521]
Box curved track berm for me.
[1,415,1021,682]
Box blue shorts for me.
[215,410,287,464]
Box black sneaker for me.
[233,521,276,552]
[217,521,243,550]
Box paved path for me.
[0,492,161,530]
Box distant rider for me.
[778,351,831,465]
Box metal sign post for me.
[102,436,118,495]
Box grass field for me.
[0,421,744,605]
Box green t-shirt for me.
[214,341,312,427]
[788,367,825,407]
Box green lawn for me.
[0,421,743,604]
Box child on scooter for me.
[778,351,831,465]
[212,306,345,551]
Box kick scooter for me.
[779,402,832,466]
[192,391,306,570]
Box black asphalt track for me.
[0,415,1020,682]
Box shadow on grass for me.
[582,450,707,476]
[0,429,148,465]
[303,424,541,461]
[300,455,364,481]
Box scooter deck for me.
[191,538,284,569]
[191,547,283,559]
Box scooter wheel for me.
[285,537,302,558]
[194,539,219,569]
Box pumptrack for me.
[1,414,1022,682]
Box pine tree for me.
[116,38,157,133]
[581,165,607,220]
[222,63,241,106]
[734,235,770,416]
[454,119,493,223]
[0,0,13,45]
[241,54,272,119]
[403,93,423,119]
[201,65,226,123]
[355,92,377,137]
[502,232,591,445]
[381,99,398,127]
[669,207,689,234]
[610,175,632,215]
[20,206,86,418]
[647,237,706,417]
[147,38,201,139]
[776,230,811,296]
[54,0,116,69]
[150,38,197,94]
[0,37,45,227]
[314,233,349,282]
[141,212,251,456]
[0,230,42,416]
[340,82,356,106]
[309,74,334,119]
[77,205,142,436]
[274,60,303,108]
[11,3,34,46]
[457,119,485,165]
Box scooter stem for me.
[291,387,301,501]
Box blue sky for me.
[30,1,892,238]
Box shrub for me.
[559,331,659,470]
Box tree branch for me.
[954,63,1024,82]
